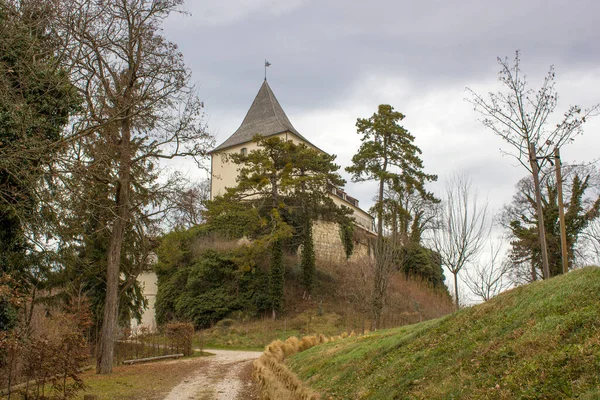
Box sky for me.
[161,0,600,296]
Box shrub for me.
[165,322,194,356]
[156,248,270,328]
[1,290,92,399]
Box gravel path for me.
[162,349,261,400]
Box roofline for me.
[209,130,330,156]
[337,197,373,220]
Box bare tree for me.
[433,173,489,310]
[371,240,405,329]
[577,218,600,267]
[57,0,213,374]
[462,240,512,302]
[379,186,440,245]
[167,179,210,229]
[467,51,598,279]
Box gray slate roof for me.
[211,80,312,152]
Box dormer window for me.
[240,147,247,156]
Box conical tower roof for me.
[212,80,311,152]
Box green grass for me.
[288,267,600,399]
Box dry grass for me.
[320,258,453,330]
[1,354,212,400]
[196,256,453,351]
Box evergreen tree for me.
[205,135,350,315]
[0,1,79,331]
[0,1,78,278]
[301,218,316,298]
[501,167,600,281]
[269,239,285,317]
[346,104,437,328]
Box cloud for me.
[162,0,600,281]
[168,0,309,27]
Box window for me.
[240,147,247,155]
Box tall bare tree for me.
[433,173,489,310]
[57,0,212,374]
[467,51,598,279]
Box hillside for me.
[155,229,453,342]
[288,267,600,399]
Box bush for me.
[156,247,271,329]
[165,322,194,356]
[400,243,446,288]
[1,289,92,399]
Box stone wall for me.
[312,220,374,264]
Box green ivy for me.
[155,245,270,328]
[301,219,316,296]
[269,240,285,315]
[339,223,354,259]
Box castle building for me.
[209,80,375,260]
[132,80,375,333]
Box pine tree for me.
[205,135,350,314]
[346,104,437,329]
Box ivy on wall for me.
[339,223,354,259]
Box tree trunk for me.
[96,120,131,374]
[377,177,385,238]
[372,265,385,330]
[453,271,459,310]
[372,176,386,331]
[554,148,569,275]
[529,143,550,280]
[372,148,388,330]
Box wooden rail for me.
[122,353,184,365]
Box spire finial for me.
[264,59,271,80]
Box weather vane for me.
[264,59,271,80]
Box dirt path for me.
[162,349,261,400]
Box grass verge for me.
[288,267,600,399]
[196,311,357,350]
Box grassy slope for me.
[288,267,600,399]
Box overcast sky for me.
[161,0,600,294]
